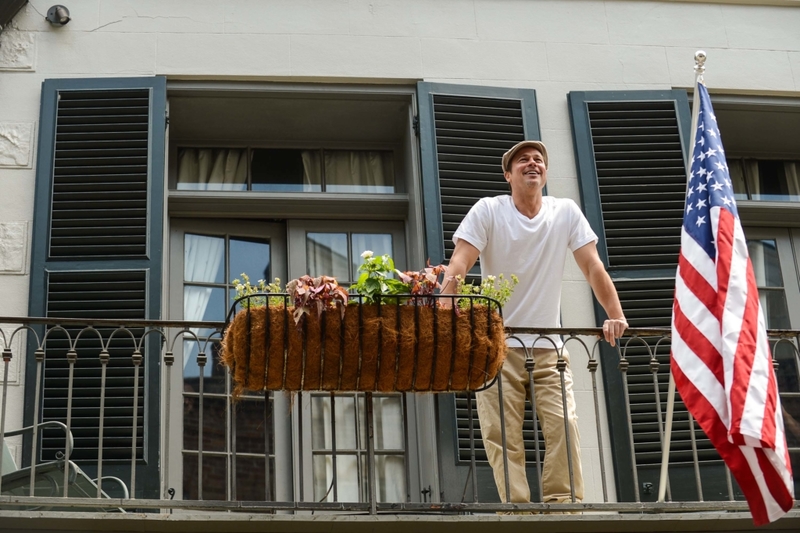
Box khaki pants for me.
[476,347,584,503]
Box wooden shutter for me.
[418,82,542,500]
[568,90,738,502]
[25,77,166,498]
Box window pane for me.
[351,234,393,279]
[251,149,322,192]
[313,454,361,502]
[728,159,748,201]
[183,341,227,391]
[177,148,247,191]
[184,285,225,322]
[185,234,224,283]
[375,455,405,502]
[324,151,395,193]
[307,233,349,280]
[760,290,791,330]
[774,342,799,393]
[373,395,403,450]
[747,239,783,287]
[311,394,359,450]
[230,237,271,285]
[750,160,800,202]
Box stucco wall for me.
[1,0,799,502]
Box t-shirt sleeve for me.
[566,199,598,252]
[453,198,490,252]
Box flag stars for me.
[697,137,705,147]
[706,170,715,182]
[711,181,724,191]
[697,182,708,193]
[722,196,732,206]
[705,148,717,158]
[715,161,727,171]
[708,129,717,139]
[697,198,707,209]
[686,203,693,213]
[696,215,706,227]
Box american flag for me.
[671,82,794,525]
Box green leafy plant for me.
[456,273,519,310]
[232,273,283,308]
[286,275,349,325]
[350,251,410,304]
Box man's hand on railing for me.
[602,317,629,347]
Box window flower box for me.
[220,297,505,396]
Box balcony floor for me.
[1,509,799,533]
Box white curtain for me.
[744,159,761,198]
[728,159,748,199]
[785,161,800,199]
[301,150,323,191]
[324,151,393,193]
[183,234,225,373]
[177,148,248,191]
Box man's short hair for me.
[501,140,549,172]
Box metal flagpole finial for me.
[694,50,706,81]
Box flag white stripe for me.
[720,218,751,423]
[680,229,717,288]
[674,270,721,343]
[740,446,785,523]
[739,316,773,440]
[670,328,728,423]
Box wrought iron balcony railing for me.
[0,301,798,517]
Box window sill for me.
[738,200,800,227]
[168,191,409,220]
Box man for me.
[442,140,628,505]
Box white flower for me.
[361,250,374,259]
[236,284,244,291]
[487,275,496,282]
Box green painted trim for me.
[567,89,691,502]
[417,82,542,502]
[23,76,167,500]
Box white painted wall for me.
[1,0,799,502]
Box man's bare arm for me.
[573,241,628,346]
[441,239,481,297]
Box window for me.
[743,229,800,497]
[176,147,396,194]
[286,220,412,502]
[729,158,800,202]
[171,219,288,502]
[166,82,428,503]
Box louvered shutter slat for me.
[40,270,146,463]
[49,89,149,260]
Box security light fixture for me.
[46,5,70,26]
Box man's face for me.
[504,147,547,193]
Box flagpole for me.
[657,51,706,504]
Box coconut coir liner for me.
[221,304,505,397]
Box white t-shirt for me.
[453,195,597,348]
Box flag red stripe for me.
[678,253,719,319]
[756,445,795,519]
[672,360,772,525]
[672,296,724,385]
